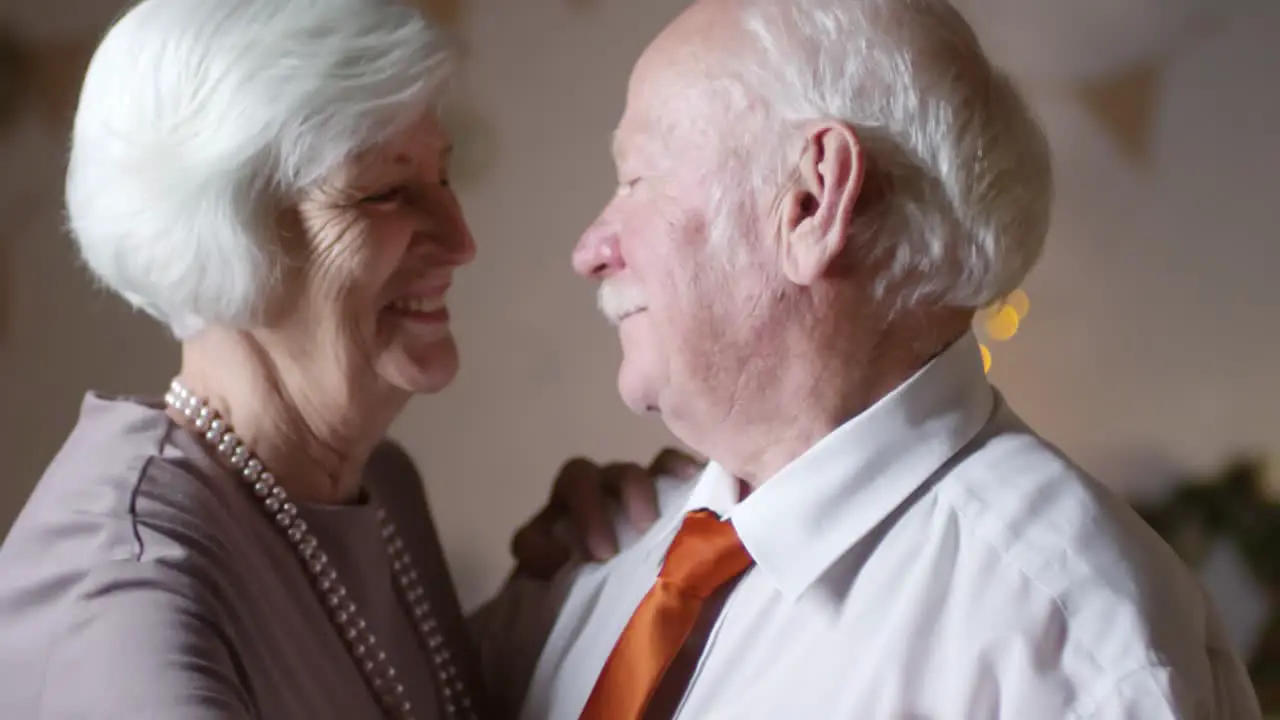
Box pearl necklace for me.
[164,380,476,720]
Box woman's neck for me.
[171,329,408,505]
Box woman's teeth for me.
[388,297,445,313]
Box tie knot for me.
[659,509,753,598]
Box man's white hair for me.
[735,0,1053,309]
[65,0,454,338]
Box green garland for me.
[1133,457,1280,712]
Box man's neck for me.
[171,329,407,505]
[696,312,971,489]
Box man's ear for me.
[777,121,863,286]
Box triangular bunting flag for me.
[1074,62,1162,167]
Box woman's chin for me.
[378,337,460,394]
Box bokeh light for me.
[984,305,1021,341]
[1005,289,1030,319]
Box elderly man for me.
[492,0,1265,718]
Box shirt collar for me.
[680,331,995,600]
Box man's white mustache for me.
[597,282,647,325]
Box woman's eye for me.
[362,186,407,205]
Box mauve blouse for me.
[0,393,491,719]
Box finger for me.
[604,462,660,533]
[555,458,618,561]
[649,446,706,481]
[510,501,572,580]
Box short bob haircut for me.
[65,0,455,338]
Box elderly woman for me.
[0,0,694,718]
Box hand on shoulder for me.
[510,447,704,580]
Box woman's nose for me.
[446,219,477,266]
[417,197,476,266]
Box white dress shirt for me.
[488,333,1261,719]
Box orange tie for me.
[579,509,754,720]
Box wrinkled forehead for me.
[323,113,452,185]
[616,0,757,149]
[366,113,451,163]
[615,30,751,161]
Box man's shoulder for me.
[933,405,1219,671]
[610,473,695,554]
[528,474,691,623]
[940,405,1188,594]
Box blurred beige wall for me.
[2,0,1278,609]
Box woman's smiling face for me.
[275,112,477,396]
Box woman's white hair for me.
[735,0,1053,309]
[66,0,454,338]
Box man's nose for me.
[572,221,624,279]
